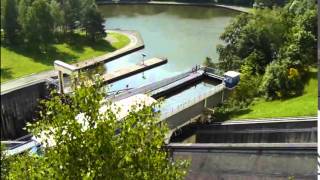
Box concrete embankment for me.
[167,143,317,179]
[170,117,317,143]
[73,30,144,69]
[102,57,167,83]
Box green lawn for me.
[232,68,318,119]
[0,32,130,83]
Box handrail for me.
[109,69,195,101]
[160,84,225,119]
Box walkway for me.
[1,30,144,95]
[102,57,167,83]
[108,69,201,101]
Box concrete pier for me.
[102,57,168,83]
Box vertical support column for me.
[72,70,80,90]
[58,70,64,94]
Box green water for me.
[98,4,238,91]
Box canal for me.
[98,4,239,91]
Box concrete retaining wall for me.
[170,119,317,143]
[164,90,225,129]
[171,145,317,179]
[1,81,52,140]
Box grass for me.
[0,32,130,83]
[231,68,318,119]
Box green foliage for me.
[6,77,188,179]
[210,0,317,120]
[231,64,262,104]
[4,0,106,48]
[232,68,317,119]
[203,57,215,67]
[62,0,82,31]
[1,143,9,179]
[217,9,285,74]
[278,0,317,71]
[49,0,64,33]
[212,65,262,121]
[1,32,130,82]
[253,0,286,8]
[81,0,106,42]
[2,0,20,44]
[260,60,303,99]
[21,0,55,48]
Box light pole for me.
[142,53,146,65]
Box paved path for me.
[1,30,144,95]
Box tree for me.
[278,0,317,71]
[21,0,55,48]
[6,76,188,179]
[81,0,106,42]
[50,0,65,34]
[2,0,20,44]
[62,0,82,33]
[216,9,285,74]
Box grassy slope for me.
[232,68,318,119]
[1,32,130,82]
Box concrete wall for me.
[197,120,317,143]
[172,149,317,179]
[164,90,225,130]
[165,100,205,129]
[1,81,52,140]
[171,120,317,143]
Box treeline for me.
[216,0,288,7]
[1,0,106,48]
[95,0,287,7]
[206,0,317,119]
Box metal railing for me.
[109,69,194,101]
[160,84,225,119]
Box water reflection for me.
[99,4,238,19]
[160,80,217,113]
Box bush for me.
[260,60,303,99]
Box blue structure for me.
[223,71,240,89]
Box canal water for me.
[98,4,238,91]
[158,79,219,114]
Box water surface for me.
[98,5,238,91]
